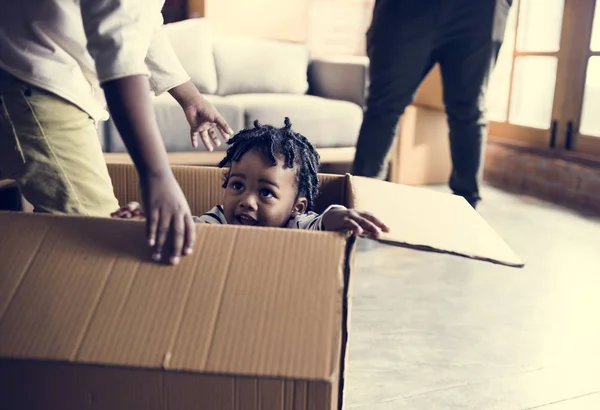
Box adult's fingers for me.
[208,127,221,148]
[199,129,214,151]
[152,209,171,262]
[190,130,199,148]
[190,122,213,149]
[215,114,234,139]
[147,205,160,245]
[217,126,232,144]
[169,214,185,265]
[184,213,196,256]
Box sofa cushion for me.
[106,94,244,153]
[213,36,310,96]
[225,94,363,148]
[164,18,218,95]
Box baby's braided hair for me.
[217,117,321,211]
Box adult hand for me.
[141,172,196,265]
[169,80,234,151]
[102,76,197,266]
[183,95,233,151]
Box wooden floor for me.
[346,184,600,409]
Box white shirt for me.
[0,0,190,122]
[193,205,346,230]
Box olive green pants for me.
[0,69,119,216]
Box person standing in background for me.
[0,0,233,264]
[352,0,512,208]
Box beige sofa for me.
[100,18,369,166]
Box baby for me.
[112,118,390,237]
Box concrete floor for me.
[345,185,600,410]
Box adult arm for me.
[80,0,195,265]
[144,11,234,150]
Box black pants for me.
[352,0,511,207]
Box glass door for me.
[487,0,569,148]
[569,0,600,156]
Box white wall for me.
[204,0,314,43]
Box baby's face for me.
[222,150,307,227]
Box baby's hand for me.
[110,201,146,221]
[322,207,390,238]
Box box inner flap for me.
[106,164,348,215]
[348,176,524,268]
[0,212,347,381]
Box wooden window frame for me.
[489,0,600,159]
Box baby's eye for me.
[230,181,244,191]
[260,189,274,198]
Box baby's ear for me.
[293,197,308,215]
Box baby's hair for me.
[217,117,321,211]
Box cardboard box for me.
[0,164,523,410]
[414,64,445,112]
[389,65,449,186]
[390,105,452,186]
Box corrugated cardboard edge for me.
[376,238,525,268]
[0,358,335,409]
[333,175,358,410]
[345,174,524,268]
[335,234,356,410]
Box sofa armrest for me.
[308,56,369,108]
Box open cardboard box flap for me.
[346,175,524,268]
